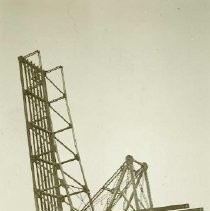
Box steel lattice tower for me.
[19,51,94,211]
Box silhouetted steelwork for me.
[18,51,204,211]
[81,155,203,211]
[19,51,93,211]
[82,155,153,211]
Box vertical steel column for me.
[126,155,140,211]
[19,57,40,211]
[143,164,153,208]
[19,56,63,211]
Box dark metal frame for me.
[18,50,204,211]
[81,155,153,211]
[19,51,93,211]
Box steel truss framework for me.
[81,156,203,211]
[19,51,204,211]
[82,155,153,211]
[19,51,93,211]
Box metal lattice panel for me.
[19,51,93,211]
[81,155,153,211]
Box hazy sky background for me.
[0,0,209,211]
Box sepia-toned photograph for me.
[0,1,209,211]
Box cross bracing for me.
[19,51,94,211]
[18,51,204,211]
[81,155,153,211]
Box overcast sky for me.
[0,1,209,211]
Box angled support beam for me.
[176,209,203,211]
[142,204,189,211]
[106,165,127,211]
